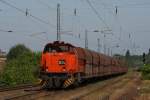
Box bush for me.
[0,44,41,86]
[141,64,150,80]
[7,44,31,60]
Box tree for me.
[146,49,150,64]
[125,50,133,67]
[7,44,31,60]
[141,64,150,80]
[148,48,150,56]
[125,49,130,58]
[143,53,146,64]
[0,44,41,86]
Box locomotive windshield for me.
[43,44,73,53]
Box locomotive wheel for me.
[47,79,53,89]
[73,80,79,87]
[53,78,62,88]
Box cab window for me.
[43,45,73,53]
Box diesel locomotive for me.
[40,41,128,88]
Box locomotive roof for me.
[45,41,75,47]
[45,41,122,61]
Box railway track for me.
[70,75,127,100]
[33,72,138,100]
[1,87,62,100]
[0,84,39,92]
[35,74,130,100]
[4,90,49,100]
[0,72,138,100]
[70,72,141,100]
[0,84,45,100]
[0,76,122,100]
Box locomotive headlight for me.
[58,60,65,65]
[46,68,48,72]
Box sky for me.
[0,0,150,55]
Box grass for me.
[140,80,150,94]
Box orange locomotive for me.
[40,41,128,88]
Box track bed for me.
[0,72,141,100]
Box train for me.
[39,41,128,88]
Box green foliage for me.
[125,50,133,67]
[7,44,31,60]
[141,65,150,80]
[123,49,143,68]
[31,52,41,77]
[0,44,41,86]
[146,52,150,64]
[148,48,150,55]
[125,49,130,58]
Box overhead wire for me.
[0,0,83,42]
[84,0,132,54]
[84,0,117,53]
[0,29,13,32]
[33,0,74,15]
[93,0,150,7]
[117,2,150,8]
[33,0,83,39]
[0,28,49,42]
[85,0,111,30]
[0,0,55,27]
[92,0,129,52]
[33,0,55,10]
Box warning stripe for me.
[68,79,72,83]
[64,80,72,87]
[63,77,75,88]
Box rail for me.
[0,84,39,92]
